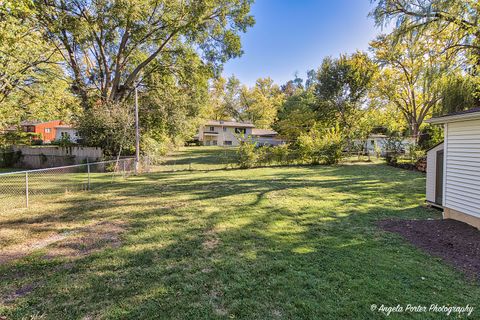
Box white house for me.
[426,108,480,229]
[198,120,254,146]
[54,124,80,143]
[354,134,415,156]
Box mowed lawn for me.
[0,154,479,319]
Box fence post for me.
[25,172,29,208]
[87,162,91,190]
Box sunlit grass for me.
[0,150,478,319]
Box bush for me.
[384,134,404,165]
[237,139,257,168]
[141,135,172,165]
[298,126,345,165]
[256,146,274,166]
[271,143,291,165]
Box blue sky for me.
[222,0,389,86]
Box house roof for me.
[426,107,480,124]
[19,120,41,126]
[251,128,278,136]
[426,141,444,152]
[55,125,75,129]
[205,120,255,128]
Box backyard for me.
[0,148,478,319]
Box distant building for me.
[55,124,80,143]
[198,120,255,146]
[355,134,415,156]
[5,120,80,144]
[198,120,286,147]
[251,128,286,146]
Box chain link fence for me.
[0,158,148,211]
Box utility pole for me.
[134,85,140,175]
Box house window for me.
[45,128,51,133]
[61,132,71,139]
[209,126,215,132]
[235,128,246,134]
[223,127,227,132]
[212,140,217,145]
[224,141,232,146]
[371,140,375,145]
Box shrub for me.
[256,146,274,166]
[384,134,404,165]
[237,139,257,168]
[298,126,345,165]
[271,143,291,165]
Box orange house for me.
[19,120,64,143]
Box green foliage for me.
[77,103,134,157]
[384,134,404,164]
[372,0,480,89]
[53,135,74,147]
[0,131,39,147]
[275,90,316,140]
[271,143,292,165]
[418,125,444,151]
[0,8,79,129]
[31,0,255,107]
[437,74,477,116]
[208,76,285,130]
[314,52,377,134]
[297,125,345,165]
[243,77,285,128]
[237,139,257,168]
[371,32,453,140]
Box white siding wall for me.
[445,119,480,218]
[426,143,444,203]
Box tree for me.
[242,77,284,128]
[372,0,480,63]
[314,52,377,135]
[372,0,480,93]
[0,3,79,129]
[140,48,211,156]
[32,0,255,109]
[274,89,316,140]
[371,33,454,141]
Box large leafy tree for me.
[242,77,284,128]
[314,52,377,135]
[372,0,480,58]
[207,75,245,121]
[274,89,316,140]
[372,0,480,91]
[32,0,255,109]
[0,1,79,128]
[371,32,455,141]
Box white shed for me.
[425,142,444,207]
[426,108,480,229]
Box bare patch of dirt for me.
[0,221,126,265]
[1,282,42,305]
[378,219,480,278]
[202,228,220,251]
[0,232,70,265]
[43,221,126,260]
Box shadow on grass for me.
[1,163,477,319]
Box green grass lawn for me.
[0,154,478,319]
[158,146,239,171]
